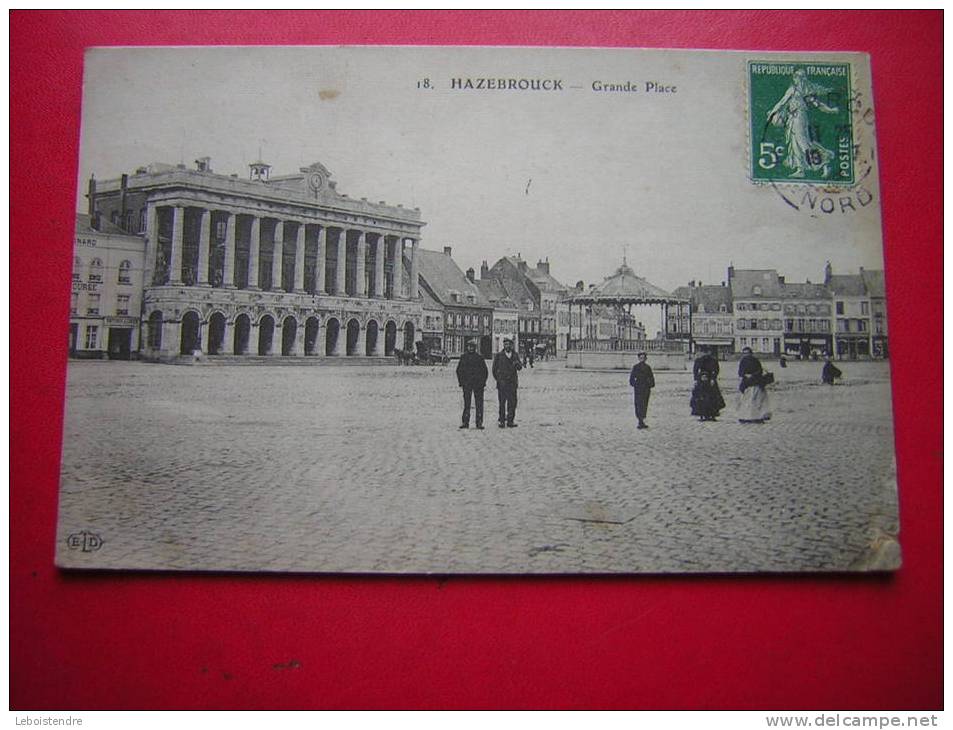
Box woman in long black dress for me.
[737,347,772,424]
[690,349,726,421]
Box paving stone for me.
[56,359,899,573]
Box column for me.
[221,319,234,355]
[355,230,367,297]
[291,323,305,356]
[293,223,306,293]
[393,238,405,299]
[330,325,343,356]
[409,238,420,299]
[315,226,327,294]
[161,319,178,358]
[143,202,159,286]
[335,229,346,295]
[356,325,368,356]
[374,235,385,298]
[197,209,211,286]
[271,221,284,291]
[373,326,385,356]
[169,205,184,285]
[223,213,236,289]
[248,217,261,290]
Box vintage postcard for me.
[57,46,898,573]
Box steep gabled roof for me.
[672,284,733,313]
[414,248,491,308]
[730,269,782,299]
[860,269,886,297]
[827,274,866,297]
[474,277,518,310]
[525,267,570,294]
[780,282,831,300]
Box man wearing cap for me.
[456,340,488,429]
[629,351,656,430]
[492,337,523,428]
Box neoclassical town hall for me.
[85,158,426,360]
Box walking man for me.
[492,337,523,428]
[629,351,655,430]
[456,340,488,429]
[821,353,842,385]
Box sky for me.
[77,46,886,295]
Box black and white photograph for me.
[57,46,899,573]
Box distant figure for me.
[691,349,726,422]
[737,347,772,424]
[821,355,842,385]
[629,352,656,430]
[492,337,523,428]
[456,341,488,429]
[779,354,788,368]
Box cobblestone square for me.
[56,359,899,573]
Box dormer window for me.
[752,285,763,296]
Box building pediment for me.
[266,161,341,200]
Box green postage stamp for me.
[749,61,854,185]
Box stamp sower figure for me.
[737,346,772,424]
[629,351,655,430]
[821,354,842,385]
[690,347,726,422]
[456,340,488,429]
[767,68,840,179]
[492,337,522,428]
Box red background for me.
[10,11,942,710]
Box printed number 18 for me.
[417,79,431,89]
[758,142,785,170]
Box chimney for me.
[119,174,128,223]
[537,259,550,275]
[480,260,489,279]
[443,246,452,257]
[195,157,211,172]
[824,261,833,284]
[466,267,475,283]
[778,275,785,284]
[727,265,735,282]
[575,280,584,291]
[518,260,528,273]
[87,175,97,217]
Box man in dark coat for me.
[821,354,842,385]
[492,337,523,428]
[629,352,656,430]
[456,341,488,429]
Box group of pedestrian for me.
[455,337,522,429]
[627,346,772,428]
[456,339,842,432]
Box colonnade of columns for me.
[151,309,412,360]
[144,203,421,300]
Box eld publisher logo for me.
[66,531,103,553]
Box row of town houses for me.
[69,157,888,362]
